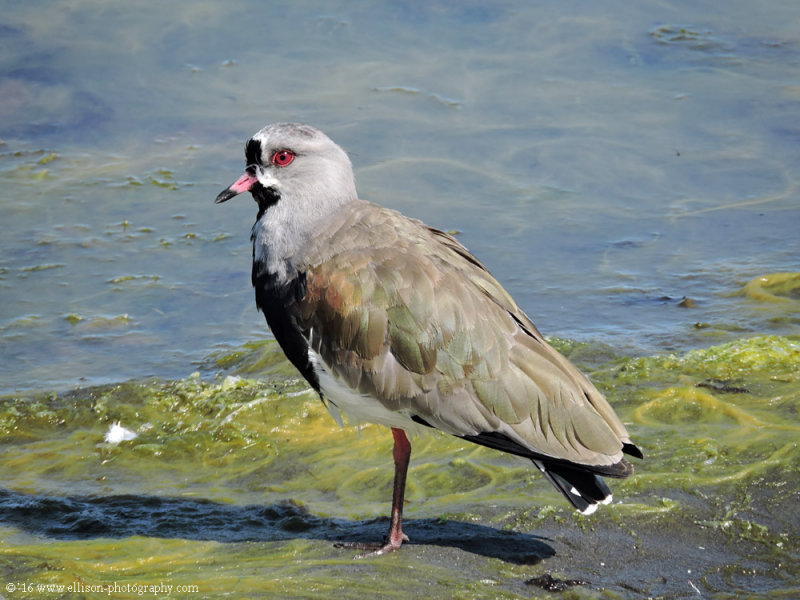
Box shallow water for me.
[1,1,800,598]
[1,336,798,598]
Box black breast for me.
[252,265,320,393]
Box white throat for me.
[252,191,360,282]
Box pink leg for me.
[382,427,412,552]
[336,427,412,557]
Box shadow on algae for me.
[0,331,798,598]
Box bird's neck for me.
[251,194,360,282]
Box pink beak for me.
[215,173,258,204]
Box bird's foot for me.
[334,532,409,559]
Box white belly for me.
[308,348,430,436]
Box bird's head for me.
[215,123,358,219]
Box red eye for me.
[271,150,295,167]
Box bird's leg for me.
[336,427,412,558]
[382,427,412,551]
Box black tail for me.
[533,460,615,515]
[458,430,640,514]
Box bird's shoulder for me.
[301,200,524,320]
[298,200,528,362]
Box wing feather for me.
[297,201,637,468]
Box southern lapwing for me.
[216,123,642,555]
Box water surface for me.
[2,0,798,392]
[1,1,799,598]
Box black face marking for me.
[245,138,262,167]
[243,138,282,220]
[251,183,281,220]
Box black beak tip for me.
[215,188,236,204]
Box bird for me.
[215,122,642,556]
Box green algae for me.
[62,314,132,331]
[0,535,539,600]
[649,25,723,51]
[600,336,799,497]
[36,152,57,165]
[1,335,798,598]
[615,334,799,382]
[148,169,180,190]
[741,272,800,304]
[20,263,65,273]
[107,274,160,286]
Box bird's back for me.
[296,200,635,472]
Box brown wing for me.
[298,201,634,468]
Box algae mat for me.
[0,336,798,599]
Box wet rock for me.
[525,573,588,591]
